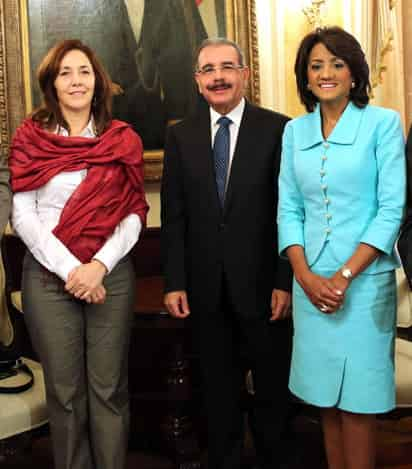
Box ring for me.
[319,304,328,312]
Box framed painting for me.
[0,0,259,181]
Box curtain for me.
[363,0,406,128]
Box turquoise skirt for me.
[289,245,396,413]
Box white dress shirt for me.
[210,98,245,190]
[12,121,142,281]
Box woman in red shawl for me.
[9,39,148,469]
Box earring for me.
[307,83,311,90]
[351,81,356,89]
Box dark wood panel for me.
[129,228,203,468]
[132,227,162,280]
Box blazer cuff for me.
[274,257,293,292]
[278,228,305,257]
[359,233,397,256]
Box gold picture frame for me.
[0,0,259,182]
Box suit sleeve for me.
[161,127,187,293]
[274,250,293,292]
[277,122,305,256]
[274,117,294,292]
[0,153,11,237]
[360,111,406,254]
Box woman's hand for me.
[84,284,107,304]
[297,270,344,314]
[66,260,107,302]
[329,270,351,298]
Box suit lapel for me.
[190,108,223,213]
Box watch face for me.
[342,268,352,279]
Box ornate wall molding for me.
[226,0,260,104]
[247,0,260,104]
[303,0,327,28]
[0,0,10,161]
[1,1,26,161]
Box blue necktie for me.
[213,116,232,206]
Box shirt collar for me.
[210,97,245,128]
[298,101,365,150]
[55,117,96,138]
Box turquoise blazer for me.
[278,102,406,274]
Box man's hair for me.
[295,26,371,112]
[31,39,113,135]
[194,37,246,70]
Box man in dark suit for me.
[161,38,293,469]
[399,125,412,282]
[407,125,412,205]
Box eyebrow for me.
[200,60,237,67]
[309,57,343,62]
[59,64,91,70]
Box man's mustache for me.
[207,82,232,91]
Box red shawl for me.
[10,118,149,263]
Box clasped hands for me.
[298,270,350,314]
[65,260,108,304]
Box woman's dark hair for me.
[295,26,371,112]
[32,39,112,135]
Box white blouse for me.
[11,121,142,281]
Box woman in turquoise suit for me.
[278,27,405,469]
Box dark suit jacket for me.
[406,126,412,207]
[161,101,293,318]
[397,125,412,285]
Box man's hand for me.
[66,260,107,301]
[164,290,190,318]
[270,289,291,321]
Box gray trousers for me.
[22,252,136,469]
